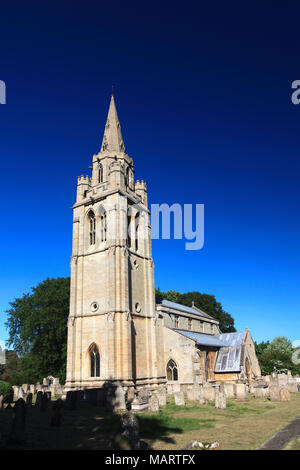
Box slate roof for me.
[174,330,228,347]
[215,332,244,346]
[159,299,207,318]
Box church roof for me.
[215,331,244,346]
[101,94,125,153]
[159,299,208,318]
[174,330,228,347]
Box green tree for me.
[255,336,300,375]
[155,289,236,332]
[0,350,21,385]
[5,277,70,384]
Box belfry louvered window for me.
[101,211,107,242]
[98,164,103,183]
[89,212,96,245]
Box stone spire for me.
[101,94,125,153]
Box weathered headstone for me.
[174,391,185,406]
[35,391,43,408]
[287,378,298,393]
[126,387,135,404]
[235,383,248,401]
[215,387,226,409]
[253,386,268,398]
[120,412,140,449]
[278,374,288,387]
[12,386,19,401]
[156,388,167,406]
[279,386,291,402]
[9,398,26,444]
[269,384,280,401]
[198,386,207,405]
[41,392,48,411]
[186,387,200,402]
[148,395,159,413]
[223,383,235,398]
[18,387,24,399]
[203,385,216,402]
[172,383,181,393]
[51,399,63,427]
[131,394,149,411]
[26,393,33,406]
[112,386,127,411]
[0,394,3,409]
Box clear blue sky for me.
[0,2,299,344]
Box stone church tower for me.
[65,95,166,391]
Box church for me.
[65,95,261,393]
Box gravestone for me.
[235,383,248,401]
[279,386,290,402]
[68,390,77,410]
[120,412,140,449]
[18,387,24,399]
[35,391,43,408]
[41,392,48,411]
[148,395,159,413]
[26,393,33,406]
[126,387,135,404]
[12,386,19,401]
[254,386,268,398]
[287,378,298,393]
[172,383,181,393]
[51,399,63,427]
[215,387,226,409]
[269,384,280,401]
[0,394,3,409]
[156,388,167,406]
[223,383,235,398]
[112,386,126,411]
[278,374,288,387]
[9,398,26,444]
[174,391,185,406]
[186,387,200,402]
[203,385,216,402]
[198,386,207,405]
[131,394,149,411]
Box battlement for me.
[77,175,91,185]
[135,179,147,190]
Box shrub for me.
[0,380,13,401]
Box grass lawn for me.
[0,393,300,450]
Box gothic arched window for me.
[89,211,96,245]
[100,211,107,242]
[167,359,178,381]
[90,344,100,377]
[98,164,103,184]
